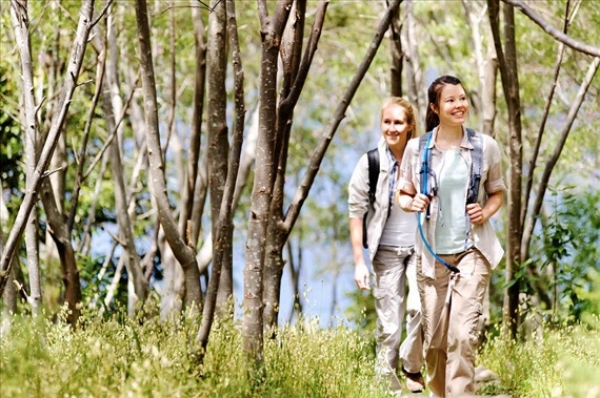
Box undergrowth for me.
[1,307,598,397]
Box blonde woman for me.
[348,97,425,394]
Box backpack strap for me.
[417,130,460,274]
[465,128,482,205]
[362,148,379,249]
[366,148,379,204]
[419,132,436,215]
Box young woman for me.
[397,76,505,397]
[348,97,424,394]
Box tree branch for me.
[281,0,403,236]
[501,0,600,57]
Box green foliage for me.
[0,62,24,224]
[524,187,600,325]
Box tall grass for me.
[478,316,600,398]
[0,309,387,398]
[1,308,599,397]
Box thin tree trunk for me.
[0,0,96,298]
[262,0,403,331]
[463,0,497,342]
[243,0,294,375]
[182,0,206,249]
[102,84,148,314]
[518,3,578,312]
[488,0,523,339]
[134,0,201,311]
[262,0,308,334]
[389,3,403,97]
[196,0,245,358]
[401,0,424,120]
[1,194,18,326]
[285,238,303,324]
[205,0,233,315]
[39,179,82,325]
[9,0,42,314]
[158,227,185,319]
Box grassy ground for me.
[1,308,598,398]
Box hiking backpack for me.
[418,128,483,206]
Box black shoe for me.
[402,366,425,393]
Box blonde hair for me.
[379,97,419,139]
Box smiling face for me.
[381,104,413,149]
[431,83,469,128]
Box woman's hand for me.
[466,203,485,224]
[410,193,431,213]
[467,191,503,225]
[354,263,370,290]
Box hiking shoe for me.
[401,367,425,393]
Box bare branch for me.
[501,0,600,57]
[526,56,600,259]
[83,79,138,179]
[282,0,403,235]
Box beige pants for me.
[372,246,424,390]
[417,248,490,397]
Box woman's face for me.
[381,104,412,148]
[434,83,469,127]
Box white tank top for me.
[379,204,417,247]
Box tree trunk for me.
[401,0,425,120]
[262,0,308,334]
[183,0,206,250]
[204,0,233,315]
[1,198,18,327]
[39,180,82,325]
[196,0,245,360]
[102,85,148,314]
[243,0,294,375]
[134,0,201,311]
[0,0,96,298]
[261,0,402,331]
[389,4,403,97]
[488,0,523,339]
[9,0,42,314]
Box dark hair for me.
[425,75,463,132]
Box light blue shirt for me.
[435,149,470,254]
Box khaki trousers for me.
[417,248,490,397]
[372,246,424,390]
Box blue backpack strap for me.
[418,132,432,196]
[419,131,438,213]
[465,128,483,205]
[417,130,460,273]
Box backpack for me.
[418,127,483,207]
[362,148,380,249]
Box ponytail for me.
[425,108,439,133]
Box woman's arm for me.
[349,217,369,290]
[398,190,430,213]
[466,190,503,224]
